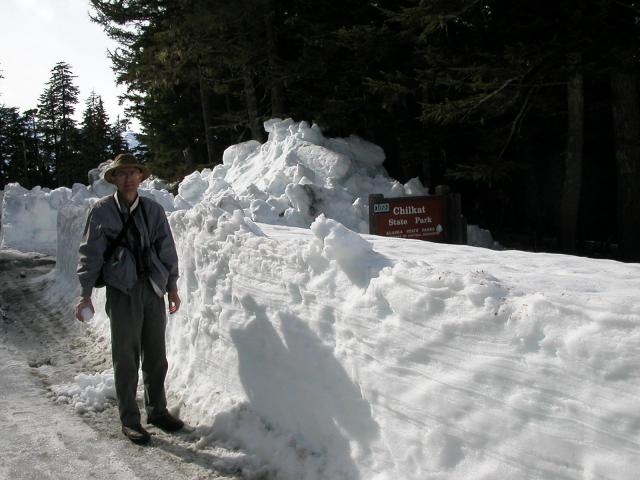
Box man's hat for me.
[104,153,151,184]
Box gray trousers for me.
[106,279,168,427]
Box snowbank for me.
[54,204,640,479]
[0,184,72,255]
[22,120,638,479]
[160,209,640,479]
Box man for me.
[74,153,183,445]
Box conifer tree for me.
[604,2,640,260]
[108,115,130,157]
[37,62,80,186]
[21,109,45,186]
[374,0,638,252]
[0,106,28,188]
[90,0,214,176]
[79,91,111,178]
[36,87,59,186]
[86,0,639,258]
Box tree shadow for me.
[230,295,379,479]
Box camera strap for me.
[136,198,154,277]
[139,198,150,239]
[104,197,138,264]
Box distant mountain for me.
[124,130,141,150]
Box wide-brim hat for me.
[104,153,151,184]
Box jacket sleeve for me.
[154,210,179,292]
[77,207,108,298]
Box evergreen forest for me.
[0,62,129,189]
[1,0,639,261]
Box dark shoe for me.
[121,424,151,445]
[148,411,184,432]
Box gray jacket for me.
[77,194,179,297]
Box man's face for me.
[113,167,142,196]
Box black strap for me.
[139,197,151,238]
[103,197,138,264]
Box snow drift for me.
[0,184,72,255]
[3,119,638,479]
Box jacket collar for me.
[113,192,140,213]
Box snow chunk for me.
[51,370,116,414]
[309,215,390,287]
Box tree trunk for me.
[21,139,29,188]
[30,117,43,184]
[60,86,68,187]
[0,112,5,186]
[243,67,264,142]
[182,147,194,170]
[560,52,584,252]
[519,143,543,251]
[265,6,286,116]
[52,127,61,186]
[198,66,216,165]
[610,69,640,261]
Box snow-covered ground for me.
[1,119,639,479]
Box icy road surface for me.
[0,249,251,480]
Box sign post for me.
[369,188,467,244]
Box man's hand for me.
[75,296,94,322]
[168,290,181,314]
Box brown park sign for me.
[369,191,467,244]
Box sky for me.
[0,0,129,124]
[2,118,639,479]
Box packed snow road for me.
[0,249,250,480]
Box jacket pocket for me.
[149,247,169,291]
[103,246,138,293]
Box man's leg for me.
[140,280,168,420]
[106,284,144,427]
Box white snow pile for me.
[4,119,639,479]
[160,209,640,480]
[51,369,117,414]
[0,185,72,256]
[173,118,430,233]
